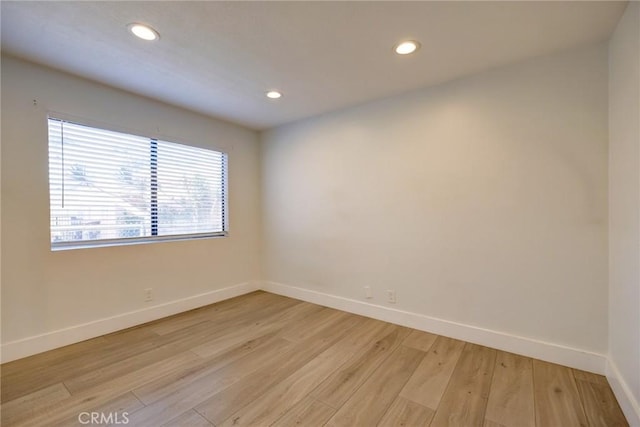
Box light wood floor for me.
[1,291,628,427]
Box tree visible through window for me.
[48,118,227,249]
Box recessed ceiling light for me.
[266,90,282,99]
[394,40,420,55]
[128,23,159,41]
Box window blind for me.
[48,118,227,249]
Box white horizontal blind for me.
[157,140,225,236]
[48,118,227,249]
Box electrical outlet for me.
[144,288,153,302]
[387,290,396,304]
[364,286,372,299]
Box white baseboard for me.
[261,281,607,375]
[607,359,640,426]
[0,279,610,376]
[0,281,260,363]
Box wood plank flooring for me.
[0,291,628,427]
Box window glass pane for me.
[157,140,225,236]
[48,119,152,244]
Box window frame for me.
[47,114,229,251]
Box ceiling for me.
[1,1,627,130]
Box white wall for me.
[0,56,262,358]
[262,44,609,357]
[608,1,640,423]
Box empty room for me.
[1,1,639,426]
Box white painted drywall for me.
[261,44,609,354]
[609,1,640,420]
[0,56,262,345]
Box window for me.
[48,118,227,249]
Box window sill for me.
[50,232,228,251]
